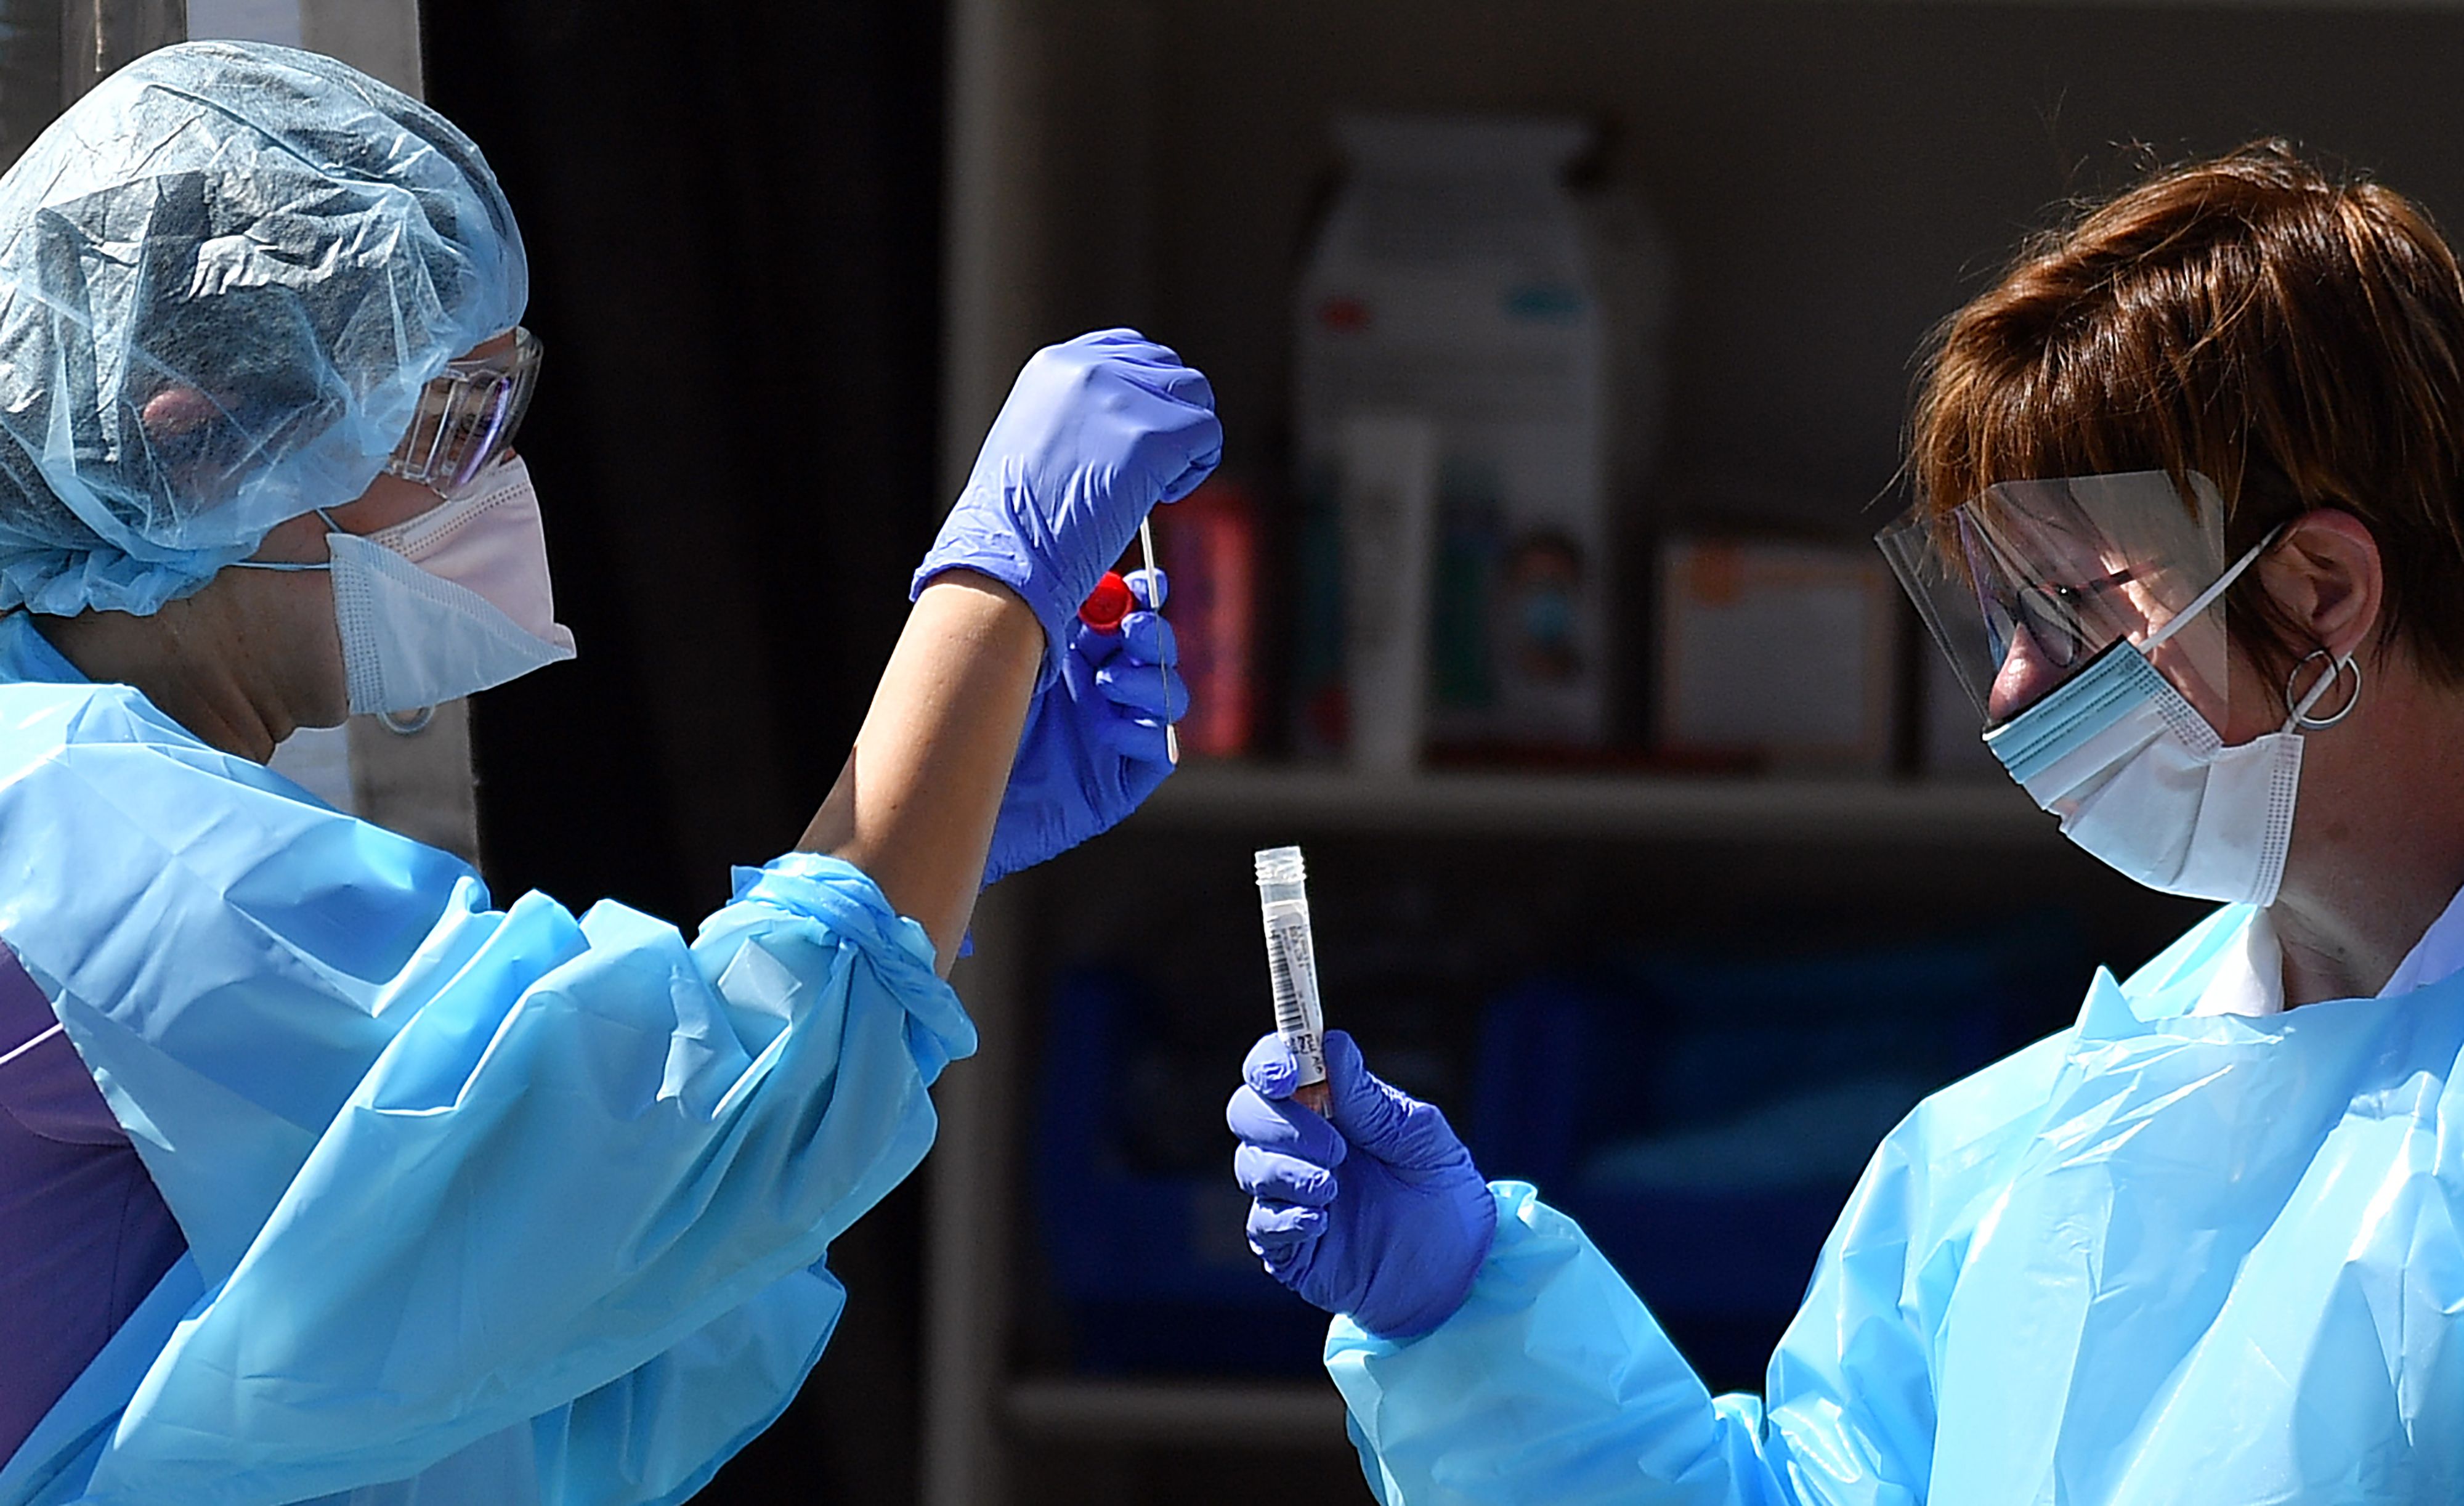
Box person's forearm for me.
[799,574,1042,972]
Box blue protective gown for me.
[1331,907,2464,1504]
[0,614,978,1506]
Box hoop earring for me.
[378,706,436,736]
[2285,648,2362,730]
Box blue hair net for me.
[0,41,527,616]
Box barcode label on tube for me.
[1263,914,1326,1081]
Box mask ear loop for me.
[2139,523,2290,653]
[2284,648,2362,730]
[224,508,351,574]
[228,509,438,733]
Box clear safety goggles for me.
[384,326,541,495]
[1876,470,2244,726]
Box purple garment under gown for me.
[0,941,186,1465]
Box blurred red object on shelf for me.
[1160,478,1259,758]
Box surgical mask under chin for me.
[1985,540,2338,908]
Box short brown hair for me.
[1909,142,2464,688]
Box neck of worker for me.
[36,596,297,765]
[2270,648,2464,1006]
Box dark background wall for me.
[420,2,946,1499]
[1134,2,2464,546]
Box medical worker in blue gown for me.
[1230,144,2464,1503]
[0,40,1217,1506]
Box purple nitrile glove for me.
[913,330,1220,687]
[1226,1028,1497,1340]
[984,568,1186,886]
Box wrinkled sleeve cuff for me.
[703,852,979,1083]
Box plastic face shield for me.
[1877,471,2240,727]
[384,327,541,495]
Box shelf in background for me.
[1132,763,2058,845]
[1005,1379,1351,1445]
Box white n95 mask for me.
[326,454,576,717]
[1983,535,2344,908]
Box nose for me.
[1986,628,2068,723]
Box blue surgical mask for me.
[1985,532,2344,907]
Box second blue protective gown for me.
[1329,908,2464,1504]
[0,613,977,1506]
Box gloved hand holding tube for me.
[1227,1030,1499,1340]
[915,327,1214,885]
[981,568,1185,886]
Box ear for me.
[2256,509,2383,663]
